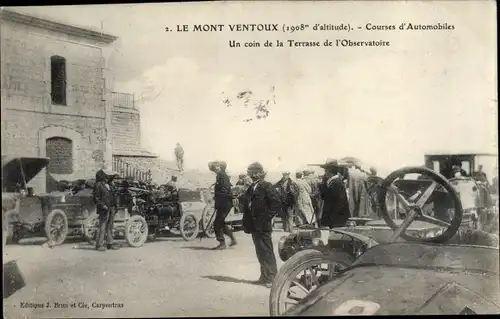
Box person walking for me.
[209,160,237,250]
[241,162,282,287]
[93,169,120,251]
[274,172,296,232]
[319,159,351,229]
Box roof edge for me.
[0,9,118,44]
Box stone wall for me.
[0,18,109,192]
[111,106,141,152]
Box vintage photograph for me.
[2,1,498,317]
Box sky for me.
[10,1,498,177]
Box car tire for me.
[83,213,99,245]
[124,215,149,248]
[180,213,200,241]
[44,209,69,246]
[269,249,352,316]
[201,203,216,238]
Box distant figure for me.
[166,175,178,191]
[274,172,296,232]
[294,172,316,225]
[473,165,488,183]
[174,143,184,171]
[491,175,498,195]
[236,174,252,188]
[303,169,322,224]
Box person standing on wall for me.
[209,160,237,250]
[174,143,184,172]
[242,162,282,287]
[93,169,120,251]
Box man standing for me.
[319,159,351,229]
[274,172,296,232]
[242,162,281,287]
[93,169,120,251]
[209,161,237,250]
[303,169,321,225]
[174,143,184,171]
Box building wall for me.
[1,19,109,192]
[112,106,141,152]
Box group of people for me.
[272,160,383,231]
[207,158,383,287]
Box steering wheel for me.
[377,166,463,243]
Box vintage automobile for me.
[424,152,498,232]
[269,165,499,315]
[200,183,245,238]
[2,156,97,246]
[84,179,202,247]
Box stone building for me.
[1,9,157,192]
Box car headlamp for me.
[278,235,287,251]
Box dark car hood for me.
[285,266,500,316]
[1,156,49,190]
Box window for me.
[51,56,66,105]
[46,137,73,174]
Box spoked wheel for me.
[45,209,68,246]
[179,213,200,241]
[3,210,21,245]
[269,249,352,316]
[201,203,216,238]
[377,166,463,243]
[83,214,99,245]
[124,215,149,247]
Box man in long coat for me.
[319,159,351,228]
[242,162,282,287]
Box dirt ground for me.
[3,230,288,318]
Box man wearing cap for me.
[274,172,296,232]
[319,159,351,228]
[93,169,120,251]
[209,161,237,250]
[242,162,282,287]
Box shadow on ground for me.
[202,275,263,286]
[181,246,216,251]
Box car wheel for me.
[124,215,148,248]
[180,213,200,241]
[44,209,69,246]
[269,249,352,316]
[83,213,99,245]
[201,203,216,238]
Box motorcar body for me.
[2,156,93,246]
[271,163,500,315]
[284,240,500,315]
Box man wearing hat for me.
[319,159,351,228]
[93,168,120,251]
[209,161,237,250]
[274,171,296,232]
[242,162,282,287]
